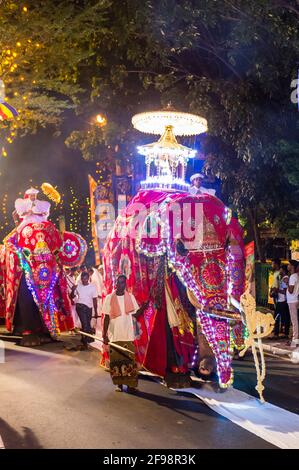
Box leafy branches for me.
[0,0,298,250]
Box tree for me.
[0,0,159,167]
[1,1,298,260]
[123,0,299,259]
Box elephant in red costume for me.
[0,221,87,346]
[103,189,246,388]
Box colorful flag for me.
[0,101,18,120]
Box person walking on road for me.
[71,271,98,350]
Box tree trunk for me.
[247,208,265,262]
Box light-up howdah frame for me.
[132,110,208,136]
[132,109,207,191]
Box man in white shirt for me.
[272,264,290,339]
[286,260,299,348]
[88,266,104,331]
[14,187,50,232]
[72,271,98,350]
[89,266,103,302]
[102,274,148,392]
[66,267,81,331]
[189,173,216,197]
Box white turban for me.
[25,187,39,196]
[190,173,204,183]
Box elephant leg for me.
[196,330,218,382]
[39,333,53,344]
[13,275,49,342]
[20,333,41,347]
[20,332,53,347]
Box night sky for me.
[0,112,204,263]
[0,124,96,248]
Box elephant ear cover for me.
[59,232,87,268]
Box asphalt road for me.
[0,336,298,449]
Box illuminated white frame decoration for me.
[132,109,208,191]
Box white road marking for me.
[175,385,299,449]
[140,372,299,449]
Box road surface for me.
[0,336,298,449]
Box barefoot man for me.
[102,274,148,392]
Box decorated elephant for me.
[0,221,87,346]
[103,189,246,389]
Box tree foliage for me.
[1,0,299,256]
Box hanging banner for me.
[89,174,133,264]
[88,175,100,265]
[244,241,255,298]
[112,175,133,216]
[88,175,113,265]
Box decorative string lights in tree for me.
[49,192,65,228]
[68,186,92,249]
[86,195,93,249]
[69,187,79,233]
[0,78,19,158]
[0,193,9,231]
[0,3,73,158]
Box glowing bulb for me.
[95,114,107,127]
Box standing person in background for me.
[71,271,98,350]
[270,259,281,307]
[88,266,104,332]
[66,267,81,332]
[97,265,106,298]
[273,265,290,340]
[89,266,103,300]
[102,274,149,393]
[286,260,299,348]
[76,265,88,285]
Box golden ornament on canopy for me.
[137,125,196,157]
